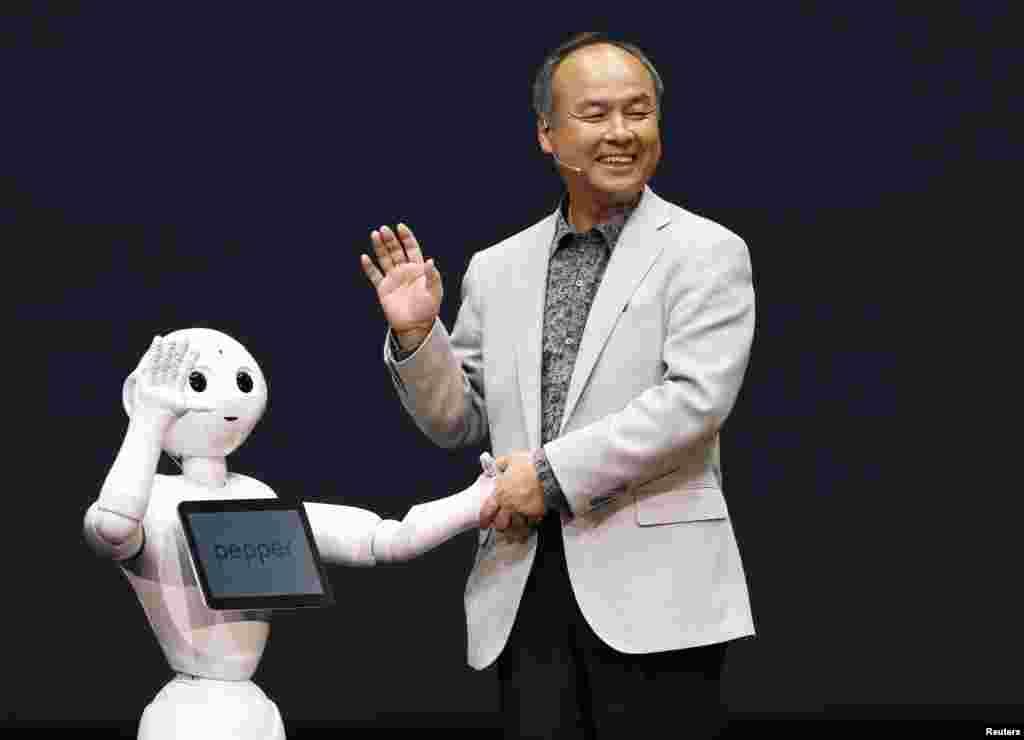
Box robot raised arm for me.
[304,453,499,567]
[85,336,212,560]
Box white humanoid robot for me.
[84,328,498,739]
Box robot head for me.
[122,328,268,459]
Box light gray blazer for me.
[384,186,756,670]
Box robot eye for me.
[236,371,254,393]
[189,371,208,392]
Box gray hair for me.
[532,32,664,128]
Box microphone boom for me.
[552,153,584,174]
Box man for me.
[359,33,755,739]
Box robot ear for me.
[122,373,138,418]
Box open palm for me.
[376,261,442,329]
[361,224,443,334]
[134,336,216,420]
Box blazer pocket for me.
[633,472,728,526]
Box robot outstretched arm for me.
[304,453,499,567]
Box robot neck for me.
[181,456,229,489]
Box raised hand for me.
[360,224,442,348]
[132,336,216,426]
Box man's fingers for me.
[424,258,439,289]
[494,507,513,531]
[506,514,531,544]
[360,254,384,290]
[379,226,407,267]
[495,510,527,531]
[370,229,395,273]
[487,501,535,542]
[479,494,499,529]
[396,223,424,264]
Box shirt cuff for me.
[388,330,420,362]
[532,447,571,515]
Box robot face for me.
[127,328,268,459]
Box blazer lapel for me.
[558,187,674,437]
[515,213,558,452]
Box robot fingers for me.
[480,452,499,478]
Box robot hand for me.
[479,452,500,479]
[132,336,216,428]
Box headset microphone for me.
[542,118,586,175]
[551,152,585,174]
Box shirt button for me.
[565,337,575,346]
[575,280,584,288]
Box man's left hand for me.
[479,450,546,532]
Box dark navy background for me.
[6,2,1020,735]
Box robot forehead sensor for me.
[178,498,335,611]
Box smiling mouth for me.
[224,416,238,422]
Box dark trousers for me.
[497,510,729,739]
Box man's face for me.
[539,43,662,205]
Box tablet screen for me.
[178,499,335,610]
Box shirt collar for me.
[550,190,643,256]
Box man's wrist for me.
[531,447,570,515]
[394,322,433,351]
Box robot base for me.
[138,673,285,740]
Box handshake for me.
[477,451,549,542]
